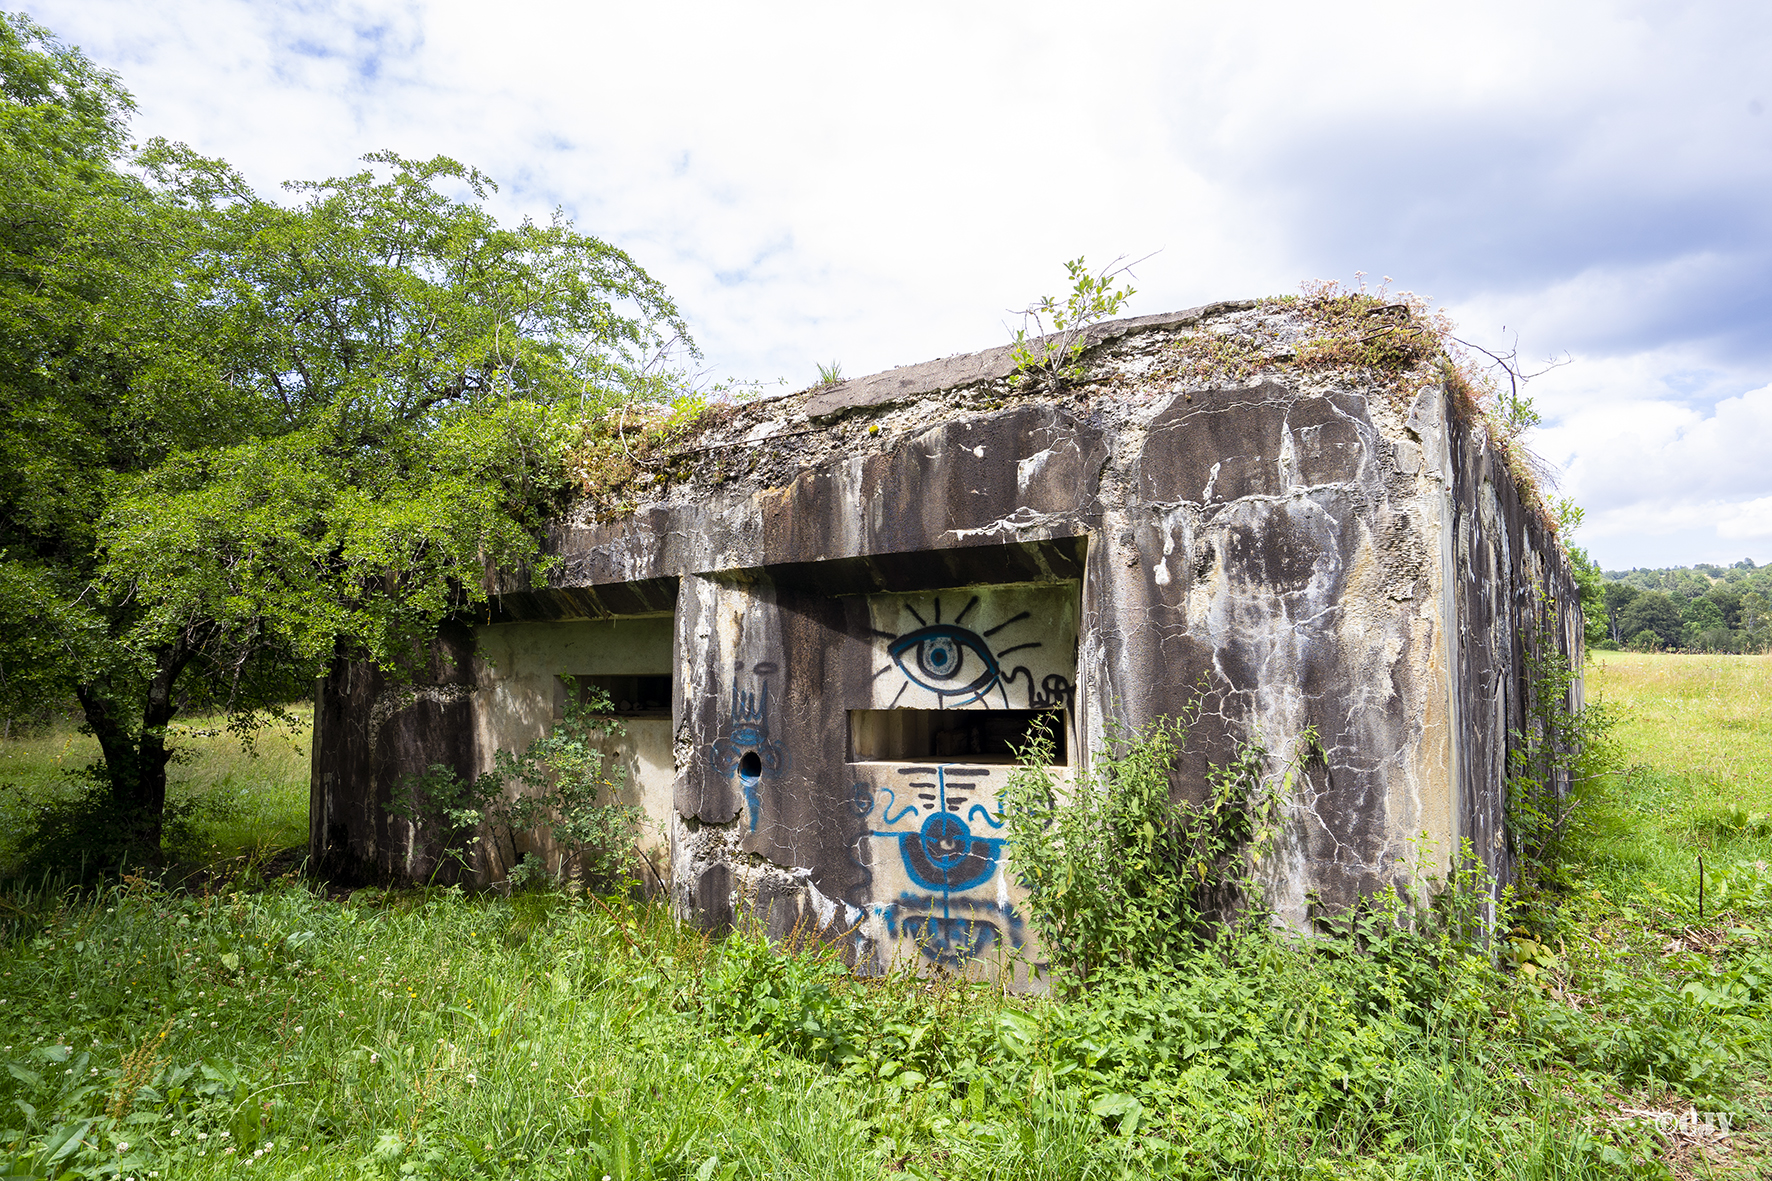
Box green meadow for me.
[0,661,1768,1180]
[1580,653,1772,894]
[0,710,312,877]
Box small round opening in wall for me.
[738,751,762,779]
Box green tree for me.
[1743,591,1771,651]
[0,15,257,840]
[1565,544,1606,646]
[0,15,689,863]
[1618,591,1683,651]
[1704,585,1741,629]
[1602,581,1640,644]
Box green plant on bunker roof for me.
[1008,255,1144,387]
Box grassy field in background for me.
[1581,653,1772,894]
[0,709,312,876]
[1,665,1769,1179]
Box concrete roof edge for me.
[802,299,1259,420]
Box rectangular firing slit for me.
[847,708,1067,764]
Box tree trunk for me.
[134,645,190,856]
[75,682,140,806]
[73,637,194,864]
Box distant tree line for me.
[1590,559,1771,653]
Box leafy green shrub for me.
[388,678,639,889]
[1309,847,1505,1034]
[5,767,229,884]
[1627,629,1663,653]
[1509,608,1619,885]
[1002,711,1314,985]
[700,929,853,1064]
[1007,256,1139,386]
[1516,971,1741,1101]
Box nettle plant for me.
[1506,605,1618,886]
[1001,705,1320,987]
[387,678,642,890]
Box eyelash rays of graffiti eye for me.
[886,625,1000,701]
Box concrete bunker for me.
[310,297,1584,976]
[471,615,678,883]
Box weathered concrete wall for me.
[470,617,677,887]
[309,623,478,885]
[312,299,1581,970]
[310,615,681,887]
[1083,380,1464,928]
[1443,401,1584,898]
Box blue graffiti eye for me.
[887,625,1001,703]
[919,636,958,678]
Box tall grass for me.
[1,667,1768,1178]
[1578,653,1772,891]
[3,876,1729,1180]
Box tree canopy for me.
[1594,561,1772,652]
[0,13,691,863]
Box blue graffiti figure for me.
[863,765,1021,967]
[887,899,1025,968]
[711,670,786,831]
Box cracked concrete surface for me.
[311,301,1582,972]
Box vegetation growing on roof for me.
[1148,278,1569,536]
[1007,256,1142,388]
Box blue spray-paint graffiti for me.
[710,661,785,831]
[872,594,1073,710]
[861,764,1025,967]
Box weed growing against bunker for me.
[1508,606,1622,889]
[386,678,643,891]
[1000,708,1322,986]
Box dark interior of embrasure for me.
[848,708,1067,764]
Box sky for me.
[20,0,1772,571]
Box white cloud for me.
[1533,365,1772,567]
[18,0,1772,568]
[1718,497,1772,542]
